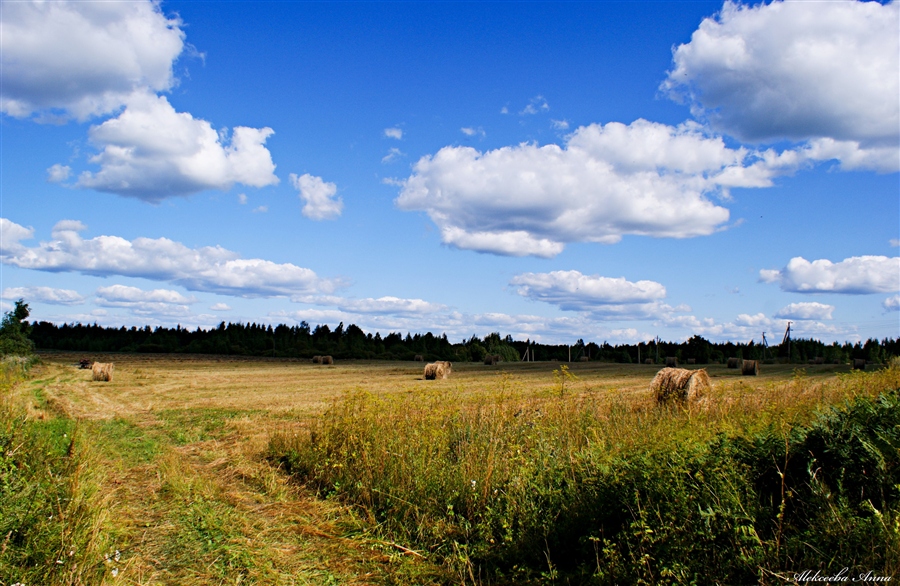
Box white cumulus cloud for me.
[384,127,403,140]
[510,270,683,320]
[95,284,196,317]
[47,164,72,183]
[75,93,278,201]
[760,255,900,294]
[0,0,185,121]
[774,302,835,321]
[395,119,778,257]
[1,286,85,306]
[290,173,343,220]
[0,218,339,298]
[663,0,899,152]
[884,295,900,312]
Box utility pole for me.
[782,322,792,362]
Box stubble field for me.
[3,352,897,585]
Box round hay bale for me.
[852,358,866,370]
[321,355,334,365]
[644,358,653,364]
[814,357,824,365]
[424,361,452,380]
[312,355,322,364]
[484,354,498,365]
[665,357,678,368]
[726,357,740,369]
[91,362,114,382]
[414,354,424,362]
[741,360,759,376]
[650,367,709,405]
[686,358,696,365]
[579,356,590,362]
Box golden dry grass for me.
[14,352,872,584]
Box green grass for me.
[270,363,900,584]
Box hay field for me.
[11,353,863,584]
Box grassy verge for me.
[0,356,114,585]
[270,363,900,584]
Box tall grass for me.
[0,357,114,585]
[270,364,900,584]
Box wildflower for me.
[111,568,119,578]
[114,550,121,562]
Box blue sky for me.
[1,0,898,345]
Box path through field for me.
[21,354,463,584]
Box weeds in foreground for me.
[271,364,900,584]
[0,358,114,586]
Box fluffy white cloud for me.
[0,218,339,297]
[95,284,195,317]
[511,270,666,310]
[663,0,899,149]
[290,173,343,220]
[47,164,72,183]
[0,0,185,120]
[396,119,779,257]
[210,303,231,311]
[760,255,900,294]
[1,286,85,306]
[461,127,485,137]
[774,302,835,321]
[292,295,447,315]
[884,295,900,312]
[75,93,278,201]
[384,127,403,140]
[0,218,35,252]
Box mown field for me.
[1,353,898,585]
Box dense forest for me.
[26,318,900,365]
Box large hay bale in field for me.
[92,362,114,382]
[414,354,424,362]
[852,359,866,370]
[741,360,759,376]
[321,355,334,365]
[484,354,498,365]
[651,367,709,405]
[579,356,590,362]
[726,357,740,369]
[312,355,322,364]
[665,357,677,368]
[644,358,653,364]
[424,360,452,380]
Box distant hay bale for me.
[741,360,759,376]
[814,357,824,365]
[484,354,498,365]
[579,356,590,362]
[92,362,114,382]
[852,359,866,370]
[424,360,452,380]
[651,367,709,405]
[686,358,696,365]
[312,356,322,364]
[78,359,92,369]
[726,357,740,369]
[665,357,677,368]
[644,358,653,364]
[321,355,334,365]
[414,354,424,362]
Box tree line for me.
[14,307,898,364]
